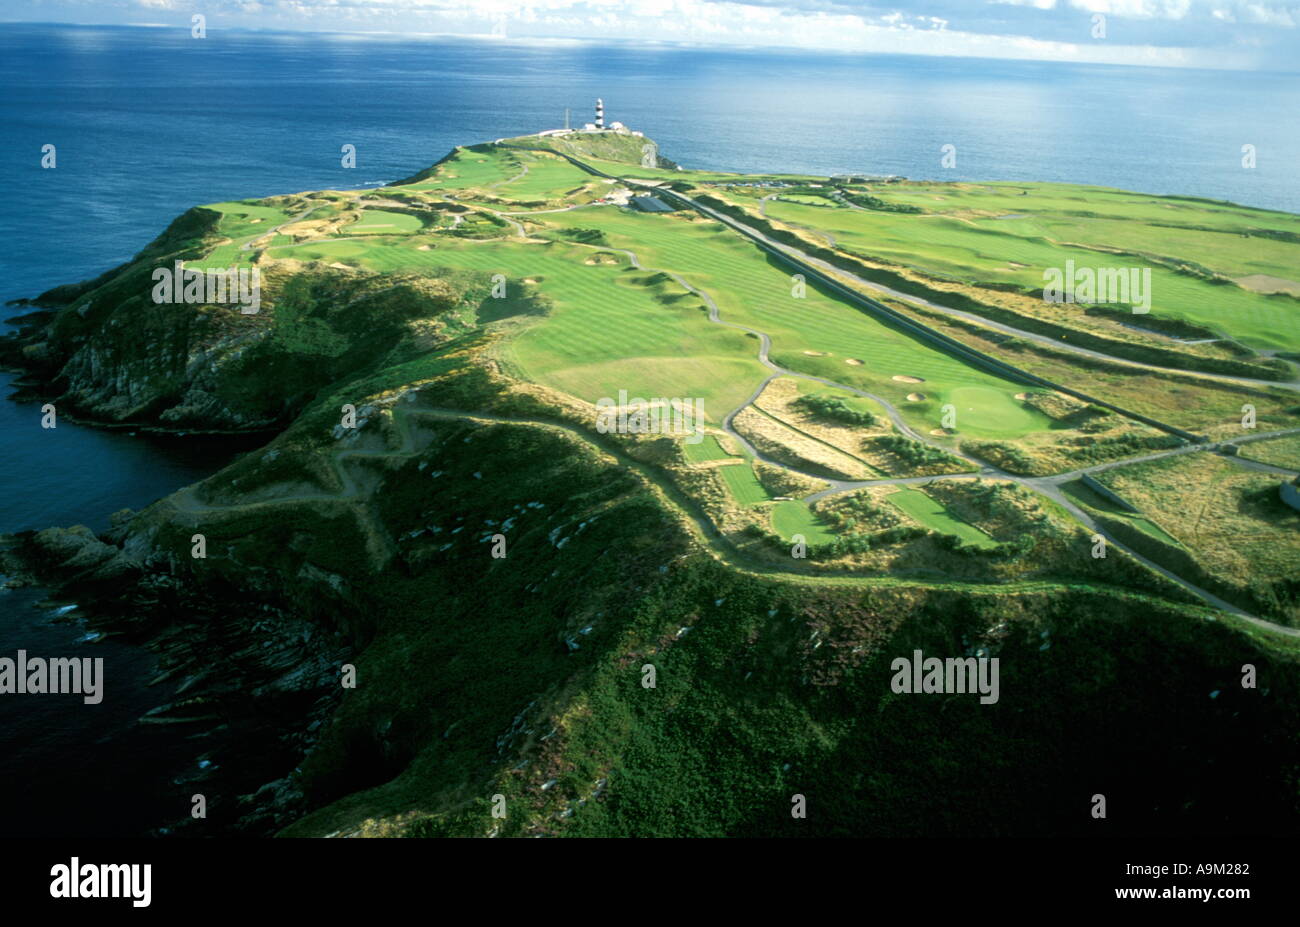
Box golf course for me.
[11,126,1299,840]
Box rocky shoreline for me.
[2,521,354,836]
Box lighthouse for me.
[595,98,605,130]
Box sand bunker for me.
[803,350,829,356]
[417,244,432,251]
[1015,392,1029,400]
[892,375,925,384]
[844,358,863,366]
[1236,274,1300,297]
[907,393,926,402]
[929,429,948,436]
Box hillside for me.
[3,132,1299,837]
[500,128,680,170]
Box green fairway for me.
[272,235,768,419]
[491,153,595,202]
[538,207,1053,439]
[683,435,734,462]
[719,462,771,505]
[771,499,837,543]
[887,488,998,548]
[347,209,423,235]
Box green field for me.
[771,499,837,543]
[719,462,771,505]
[683,435,734,462]
[394,147,519,192]
[887,488,998,548]
[347,209,423,235]
[267,235,766,419]
[491,153,594,202]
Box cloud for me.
[6,0,1295,69]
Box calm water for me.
[0,370,264,836]
[1,22,1298,836]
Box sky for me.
[3,0,1299,70]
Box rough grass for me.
[1090,453,1300,624]
[1239,433,1300,470]
[762,182,1300,353]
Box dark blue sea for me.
[1,21,1298,836]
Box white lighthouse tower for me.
[595,98,605,130]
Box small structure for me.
[538,100,640,138]
[629,194,674,213]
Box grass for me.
[771,499,837,544]
[719,461,771,505]
[189,199,298,268]
[268,236,768,421]
[1239,433,1300,470]
[886,488,998,548]
[1063,479,1186,547]
[491,153,595,202]
[1088,453,1300,624]
[537,207,1054,440]
[347,209,423,235]
[762,182,1300,353]
[394,147,518,192]
[683,435,734,462]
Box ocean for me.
[1,21,1297,836]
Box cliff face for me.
[5,220,476,430]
